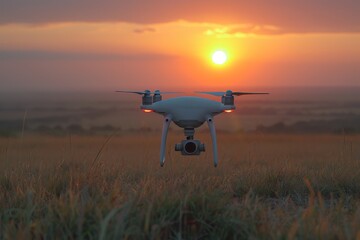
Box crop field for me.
[1,132,360,239]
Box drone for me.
[116,90,268,167]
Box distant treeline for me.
[1,117,360,137]
[0,121,121,136]
[256,117,360,134]
[0,121,166,137]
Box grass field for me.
[1,133,360,239]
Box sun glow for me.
[212,50,227,65]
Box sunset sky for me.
[1,0,359,91]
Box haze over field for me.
[0,87,359,137]
[1,0,360,91]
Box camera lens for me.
[184,141,197,154]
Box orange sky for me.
[0,1,360,91]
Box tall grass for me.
[0,133,360,239]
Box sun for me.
[212,50,227,65]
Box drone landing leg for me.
[160,115,172,167]
[207,117,218,167]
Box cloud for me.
[204,24,283,37]
[133,27,156,34]
[0,50,176,61]
[0,0,360,33]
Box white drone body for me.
[117,90,268,167]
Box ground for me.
[1,133,360,239]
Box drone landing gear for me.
[207,117,218,167]
[160,115,172,167]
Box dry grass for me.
[1,133,360,239]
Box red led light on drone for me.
[143,109,153,113]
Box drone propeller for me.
[196,91,225,96]
[116,90,180,95]
[116,90,181,105]
[232,92,269,96]
[153,90,181,94]
[116,90,151,95]
[196,90,269,96]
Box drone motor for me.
[153,90,162,103]
[142,90,152,105]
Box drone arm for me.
[207,116,218,167]
[160,115,172,167]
